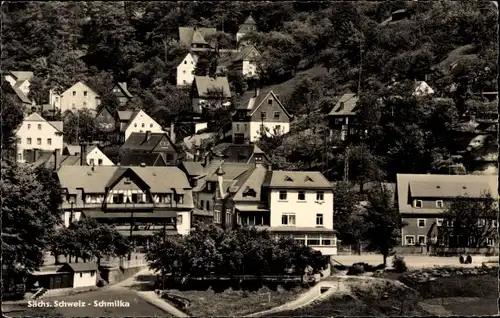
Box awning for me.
[83,210,177,219]
[235,204,269,212]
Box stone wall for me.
[100,265,147,285]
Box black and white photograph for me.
[1,1,498,317]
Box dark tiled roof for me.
[328,93,359,116]
[117,82,133,98]
[121,132,176,152]
[120,153,167,166]
[238,15,257,33]
[180,161,205,176]
[232,45,260,62]
[211,143,267,163]
[9,71,34,81]
[236,89,291,118]
[193,76,231,98]
[264,171,333,189]
[117,110,135,121]
[232,165,268,202]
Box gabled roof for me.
[396,174,499,214]
[328,93,359,116]
[238,15,257,33]
[63,144,96,156]
[117,110,135,121]
[193,76,231,98]
[59,262,98,272]
[178,27,216,46]
[206,162,253,182]
[24,112,45,121]
[114,82,133,98]
[12,86,32,104]
[119,153,167,166]
[22,113,64,133]
[232,165,267,202]
[211,143,268,164]
[9,71,34,82]
[236,89,291,118]
[58,166,193,195]
[121,132,177,153]
[62,81,99,97]
[232,45,260,62]
[263,171,333,189]
[180,161,205,176]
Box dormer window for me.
[305,176,313,182]
[436,200,443,208]
[284,176,293,182]
[413,200,423,208]
[243,187,256,197]
[268,98,273,105]
[177,194,184,204]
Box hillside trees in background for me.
[64,109,100,144]
[1,82,24,159]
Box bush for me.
[347,264,365,276]
[392,255,408,273]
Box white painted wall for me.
[242,60,258,77]
[86,147,114,166]
[176,211,191,236]
[73,271,97,288]
[16,120,63,162]
[176,54,197,86]
[269,189,334,229]
[16,80,31,95]
[246,121,289,142]
[195,122,207,133]
[63,211,82,228]
[5,74,17,87]
[50,82,101,114]
[124,110,165,141]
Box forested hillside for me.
[2,1,498,181]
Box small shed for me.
[58,263,99,288]
[29,269,73,290]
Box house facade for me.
[5,71,35,109]
[231,45,260,78]
[191,76,232,114]
[95,107,116,133]
[230,168,337,256]
[62,144,114,166]
[15,113,64,163]
[57,166,195,244]
[111,82,133,106]
[396,174,498,251]
[328,92,360,142]
[123,109,165,142]
[58,263,98,288]
[236,15,257,46]
[232,89,291,143]
[121,130,179,165]
[175,53,198,87]
[50,82,101,114]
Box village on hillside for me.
[2,2,499,317]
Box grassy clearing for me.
[168,285,306,317]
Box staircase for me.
[31,287,47,300]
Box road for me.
[332,254,498,269]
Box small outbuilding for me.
[58,262,99,288]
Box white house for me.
[231,45,260,78]
[5,71,34,95]
[123,109,165,141]
[63,144,114,166]
[266,171,337,256]
[49,81,101,114]
[413,81,435,96]
[237,15,257,46]
[232,88,291,144]
[16,113,64,163]
[58,263,98,288]
[174,53,198,86]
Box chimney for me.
[254,87,259,97]
[53,149,59,171]
[203,154,209,167]
[145,130,151,141]
[170,121,176,144]
[216,165,225,199]
[80,143,86,166]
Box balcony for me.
[103,203,155,211]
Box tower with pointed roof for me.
[237,14,257,47]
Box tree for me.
[64,109,99,144]
[28,75,49,105]
[2,163,62,273]
[440,193,498,249]
[343,144,386,194]
[363,184,403,266]
[1,82,24,160]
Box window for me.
[436,218,444,227]
[150,123,153,128]
[307,235,320,246]
[124,177,131,184]
[98,159,103,165]
[267,98,273,105]
[226,211,231,223]
[281,213,296,225]
[28,124,31,129]
[184,60,187,64]
[27,138,32,145]
[37,138,41,145]
[79,273,82,278]
[436,200,444,208]
[417,219,426,228]
[418,235,426,245]
[38,124,42,130]
[492,220,498,228]
[275,125,281,131]
[478,219,486,227]
[414,200,423,208]
[183,70,186,74]
[487,238,495,247]
[47,138,52,145]
[447,220,454,227]
[90,271,95,277]
[244,124,247,131]
[113,193,124,203]
[316,214,323,226]
[17,138,21,144]
[273,112,280,119]
[279,191,287,201]
[206,201,210,210]
[207,183,213,191]
[297,191,305,201]
[261,112,267,119]
[177,195,184,204]
[131,193,139,203]
[236,124,240,131]
[177,215,183,225]
[73,91,76,96]
[405,235,415,246]
[89,159,95,165]
[200,200,205,209]
[316,191,324,201]
[141,123,145,128]
[134,123,137,127]
[17,153,22,161]
[84,91,88,97]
